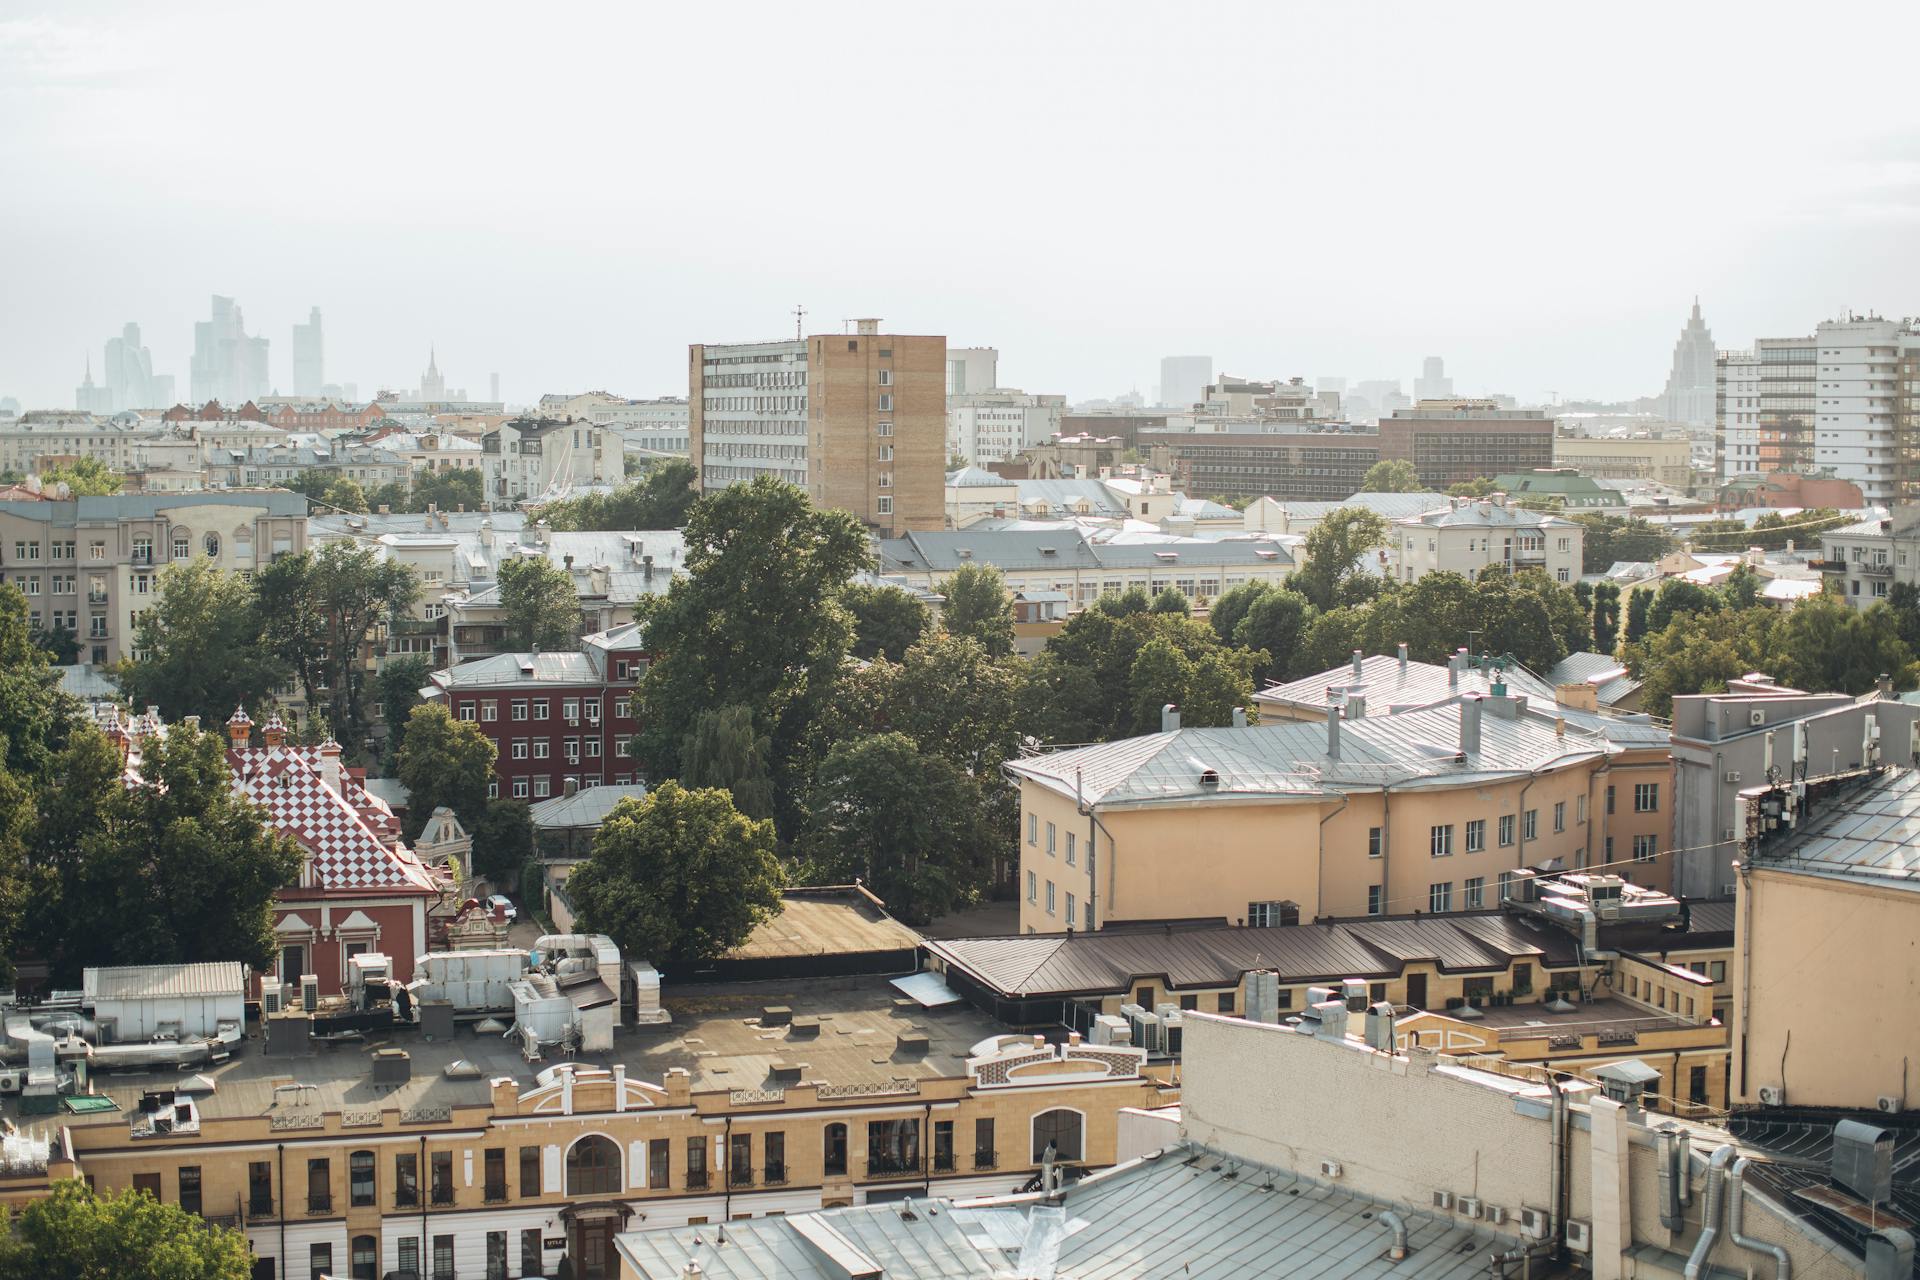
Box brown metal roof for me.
[926,911,1579,999]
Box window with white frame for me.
[1634,783,1659,813]
[1246,901,1299,928]
[1465,819,1485,853]
[1463,877,1484,909]
[1633,834,1658,862]
[1428,882,1453,913]
[1498,814,1514,846]
[1429,824,1453,857]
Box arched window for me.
[823,1123,848,1176]
[203,531,220,558]
[1031,1109,1084,1163]
[350,1234,377,1280]
[566,1134,620,1196]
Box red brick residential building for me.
[425,623,648,800]
[265,401,387,433]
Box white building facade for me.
[946,390,1064,464]
[1394,497,1583,584]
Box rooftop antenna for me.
[792,305,806,339]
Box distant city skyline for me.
[2,4,1916,411]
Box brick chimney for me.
[226,706,252,748]
[317,738,343,794]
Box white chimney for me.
[1460,697,1482,758]
[1161,704,1181,732]
[1398,641,1409,673]
[1327,694,1342,761]
[1351,648,1364,679]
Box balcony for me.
[973,1151,998,1172]
[686,1170,710,1191]
[728,1165,754,1188]
[395,1192,419,1209]
[933,1152,957,1174]
[1861,561,1894,577]
[863,1157,923,1181]
[86,592,108,605]
[430,1187,454,1207]
[246,1198,274,1221]
[763,1163,787,1187]
[306,1194,331,1215]
[483,1183,508,1204]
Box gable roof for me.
[229,746,438,893]
[1545,651,1644,706]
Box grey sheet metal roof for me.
[1016,478,1130,516]
[1757,766,1920,890]
[1261,492,1452,522]
[1400,502,1578,530]
[945,465,1010,488]
[1546,651,1644,707]
[528,784,648,831]
[927,912,1578,997]
[83,962,247,1002]
[1257,653,1558,715]
[431,651,599,687]
[615,1145,1522,1280]
[877,529,1294,575]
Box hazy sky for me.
[4,1,1918,410]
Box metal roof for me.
[431,651,600,688]
[1546,651,1644,707]
[927,912,1578,998]
[528,784,648,831]
[877,529,1294,575]
[1257,653,1558,715]
[1398,502,1578,530]
[83,962,247,1002]
[1757,766,1920,891]
[1729,1110,1920,1277]
[615,1145,1521,1280]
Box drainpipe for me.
[1683,1145,1737,1280]
[419,1133,428,1262]
[922,1102,934,1197]
[1548,1075,1569,1263]
[1075,768,1116,930]
[1377,1209,1408,1261]
[1515,768,1543,876]
[1728,1158,1792,1280]
[1317,791,1351,919]
[277,1143,286,1278]
[1380,785,1392,917]
[722,1116,733,1222]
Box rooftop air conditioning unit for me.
[1320,1160,1343,1180]
[0,1070,22,1095]
[1519,1207,1551,1240]
[1432,1191,1454,1211]
[1566,1220,1593,1253]
[1484,1206,1509,1227]
[1459,1197,1482,1219]
[1878,1096,1902,1115]
[300,974,320,1014]
[1724,771,1741,783]
[1722,828,1739,842]
[1750,710,1767,726]
[1758,1085,1786,1106]
[260,980,283,1016]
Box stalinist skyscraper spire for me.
[1660,298,1716,428]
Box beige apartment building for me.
[689,321,944,535]
[1552,432,1692,487]
[0,491,307,664]
[1394,495,1584,584]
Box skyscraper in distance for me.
[74,356,113,413]
[189,295,269,406]
[1661,299,1716,428]
[1414,356,1453,402]
[1159,355,1213,410]
[103,322,165,411]
[292,307,324,398]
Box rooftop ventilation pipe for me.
[1378,1210,1408,1262]
[1727,1158,1791,1280]
[1351,649,1364,679]
[1398,642,1409,673]
[1683,1145,1737,1280]
[1460,697,1482,758]
[1327,702,1342,762]
[1161,704,1180,732]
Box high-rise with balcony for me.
[1716,315,1920,502]
[689,320,944,535]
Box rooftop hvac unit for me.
[260,981,283,1016]
[1750,710,1767,726]
[1878,1096,1902,1115]
[1565,1220,1593,1253]
[1432,1191,1454,1211]
[1724,771,1741,783]
[299,974,319,1013]
[0,1070,21,1095]
[1090,1014,1130,1047]
[1458,1197,1482,1219]
[1519,1207,1551,1240]
[1320,1160,1343,1179]
[1126,1008,1164,1055]
[1485,1206,1508,1226]
[1758,1085,1786,1106]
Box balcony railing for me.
[395,1190,419,1209]
[686,1170,710,1190]
[1861,561,1894,576]
[431,1187,454,1206]
[728,1165,754,1187]
[933,1152,957,1173]
[973,1151,998,1171]
[246,1198,274,1221]
[306,1194,331,1215]
[864,1157,923,1180]
[763,1163,787,1187]
[483,1183,508,1204]
[202,1213,240,1232]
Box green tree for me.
[536,459,698,531]
[39,456,123,497]
[1624,588,1651,645]
[800,733,994,923]
[412,466,485,513]
[1888,582,1920,653]
[1293,508,1391,612]
[1592,581,1622,654]
[632,476,870,805]
[1721,563,1763,609]
[937,562,1016,657]
[679,704,776,821]
[28,724,301,980]
[1647,578,1722,634]
[0,1180,253,1280]
[819,634,1024,777]
[1360,458,1423,492]
[30,620,81,664]
[395,703,497,838]
[0,584,81,781]
[1233,587,1313,684]
[283,470,337,501]
[1149,586,1191,616]
[321,475,369,514]
[1570,513,1676,574]
[1624,607,1779,717]
[117,560,282,726]
[1096,586,1153,617]
[1208,581,1272,645]
[257,544,418,751]
[471,799,534,885]
[1448,476,1498,499]
[1767,596,1915,696]
[843,583,931,662]
[498,554,581,651]
[1036,608,1259,741]
[378,655,433,761]
[568,781,784,963]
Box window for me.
[395,1152,419,1207]
[484,1147,506,1201]
[1498,814,1515,846]
[824,1123,848,1176]
[179,1165,202,1216]
[310,1244,332,1280]
[1026,870,1036,901]
[1461,818,1485,853]
[877,496,894,516]
[1498,870,1516,902]
[1429,881,1453,913]
[511,699,528,721]
[1065,832,1075,864]
[1430,824,1453,857]
[480,700,498,722]
[1463,877,1485,909]
[1633,834,1658,862]
[585,738,600,758]
[1710,960,1726,983]
[512,778,529,798]
[430,1150,453,1205]
[522,1229,544,1278]
[868,1117,920,1175]
[532,698,549,720]
[350,1149,375,1206]
[533,776,551,797]
[307,1157,331,1213]
[1367,884,1384,915]
[729,1131,753,1186]
[1606,784,1616,815]
[563,698,580,723]
[1045,881,1056,914]
[248,1160,273,1216]
[648,1138,670,1189]
[433,1235,455,1280]
[457,701,475,721]
[520,1145,541,1197]
[1522,809,1538,841]
[534,740,550,759]
[567,1135,620,1195]
[1027,813,1037,845]
[1246,900,1298,927]
[399,1238,420,1280]
[765,1131,787,1183]
[173,536,190,560]
[511,739,528,760]
[1065,892,1076,927]
[1032,1109,1083,1162]
[486,1231,508,1280]
[1368,826,1382,857]
[975,1117,996,1169]
[1046,821,1056,854]
[132,1172,161,1199]
[90,539,106,561]
[204,531,221,558]
[1553,801,1565,833]
[1634,783,1660,813]
[686,1136,709,1189]
[353,1235,378,1280]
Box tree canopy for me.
[568,781,784,963]
[1292,508,1391,611]
[1359,458,1423,492]
[535,459,698,531]
[395,703,497,839]
[0,1181,253,1280]
[38,456,123,497]
[498,554,581,651]
[256,543,418,749]
[679,704,776,821]
[1569,513,1675,574]
[937,562,1016,657]
[117,560,284,726]
[844,583,931,662]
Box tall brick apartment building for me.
[688,319,944,534]
[424,624,649,799]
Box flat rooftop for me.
[37,976,1008,1131]
[725,888,921,962]
[1432,995,1707,1041]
